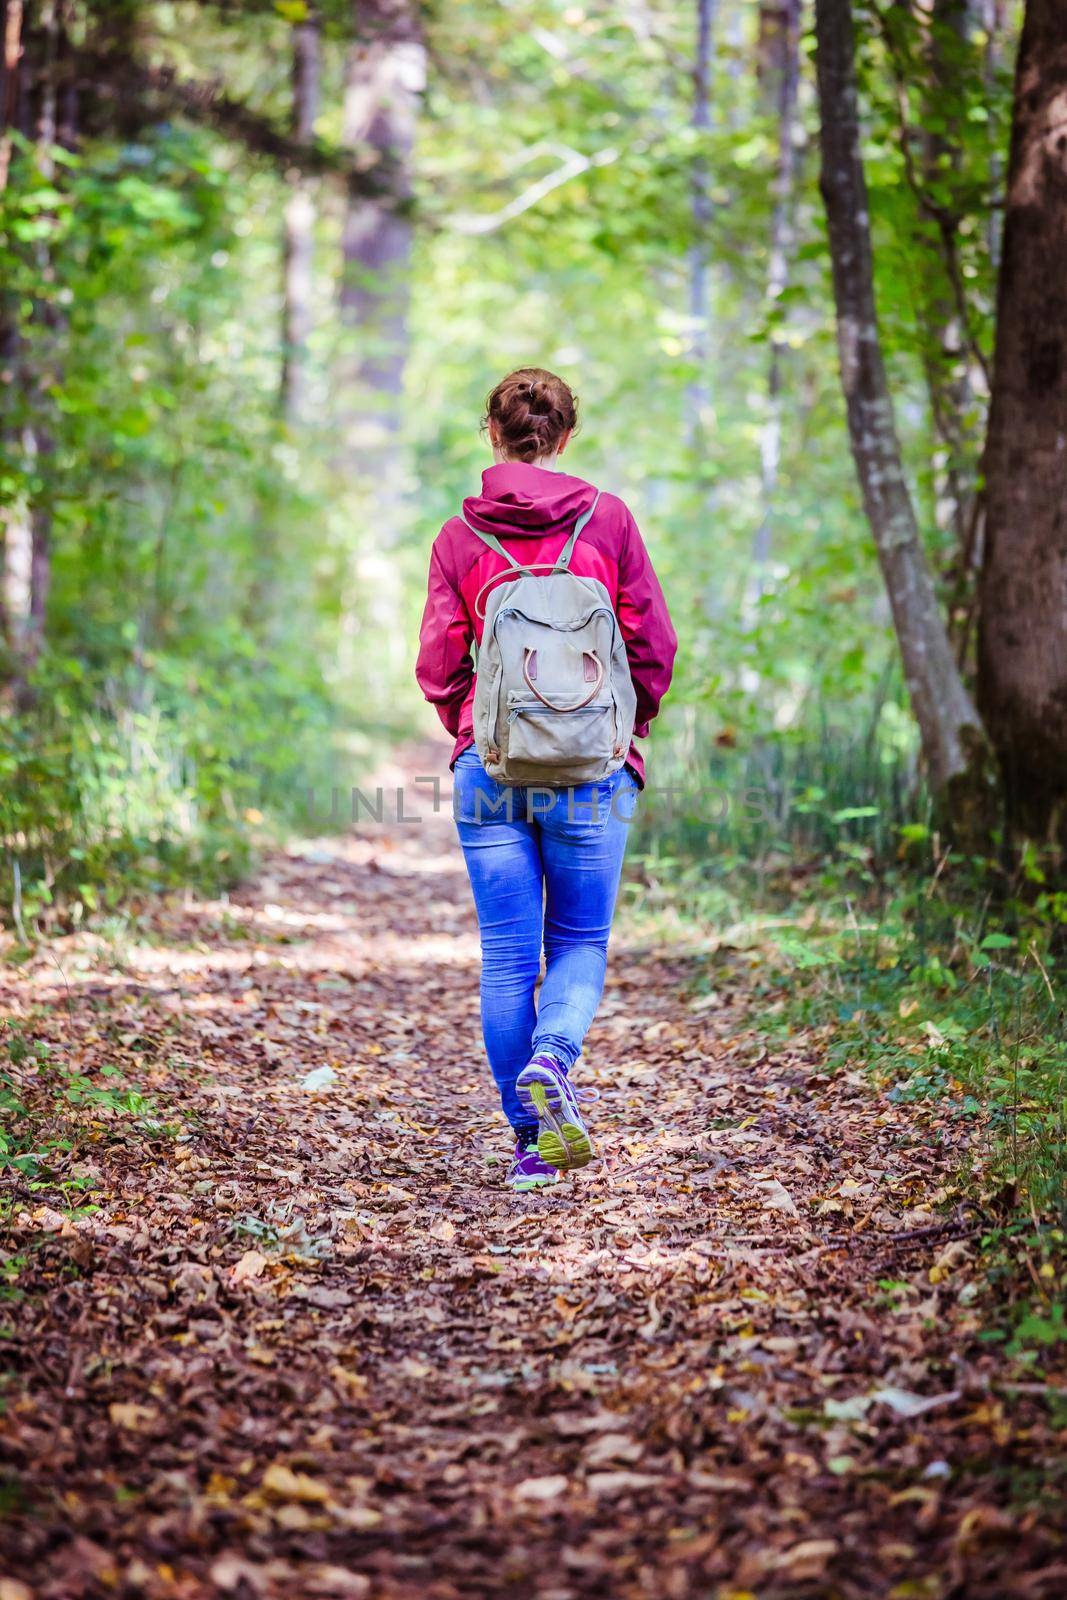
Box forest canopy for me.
[1,0,1065,917]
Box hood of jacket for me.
[461,461,597,539]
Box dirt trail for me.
[0,747,1062,1599]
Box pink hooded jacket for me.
[415,462,677,786]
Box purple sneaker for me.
[516,1053,596,1172]
[506,1142,562,1192]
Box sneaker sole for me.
[522,1076,595,1172]
[509,1170,562,1193]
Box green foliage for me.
[1,116,352,927]
[763,862,1065,1221]
[0,2,1029,928]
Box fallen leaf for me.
[209,1555,267,1594]
[231,1249,269,1284]
[586,1471,663,1496]
[773,1539,839,1580]
[301,1065,337,1091]
[295,1284,353,1309]
[513,1475,568,1501]
[334,1506,383,1531]
[871,1387,962,1418]
[955,1505,1015,1549]
[303,1568,370,1597]
[583,1432,643,1467]
[108,1402,157,1429]
[825,1394,871,1422]
[331,1365,368,1396]
[757,1177,799,1217]
[261,1463,332,1504]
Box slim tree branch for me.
[76,51,403,194]
[870,1,993,391]
[447,143,618,235]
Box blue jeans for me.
[452,747,638,1132]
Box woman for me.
[416,369,676,1191]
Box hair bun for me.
[483,368,578,462]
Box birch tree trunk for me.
[0,0,25,656]
[978,0,1067,843]
[752,0,800,575]
[814,0,988,807]
[687,0,717,438]
[4,0,68,707]
[280,9,320,424]
[24,0,58,702]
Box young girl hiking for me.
[416,369,676,1191]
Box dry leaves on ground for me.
[0,748,1064,1599]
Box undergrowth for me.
[626,726,1067,1358]
[0,647,344,937]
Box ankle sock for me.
[513,1121,538,1148]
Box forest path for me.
[1,746,1061,1600]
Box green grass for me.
[625,723,1067,1356]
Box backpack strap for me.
[460,517,532,577]
[462,489,601,618]
[555,490,601,572]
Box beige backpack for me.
[467,491,637,787]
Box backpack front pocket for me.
[505,700,615,769]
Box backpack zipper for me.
[508,704,607,721]
[494,601,617,634]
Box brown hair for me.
[483,367,579,463]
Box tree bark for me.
[978,0,1067,841]
[0,0,23,193]
[13,0,61,710]
[920,0,983,557]
[334,0,424,691]
[280,9,320,423]
[0,0,25,653]
[984,0,1009,274]
[752,0,800,575]
[687,0,717,437]
[814,0,988,804]
[337,0,424,460]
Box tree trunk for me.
[3,1,58,705]
[0,0,24,654]
[0,0,22,193]
[814,0,988,806]
[687,0,718,437]
[984,0,1009,274]
[920,0,983,558]
[280,9,320,424]
[3,0,76,709]
[335,0,425,690]
[752,0,800,576]
[756,0,792,86]
[337,0,424,461]
[15,0,58,709]
[978,0,1067,842]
